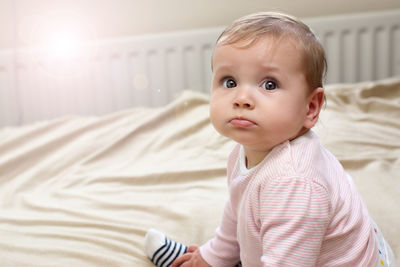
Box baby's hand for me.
[171,245,211,267]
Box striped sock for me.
[144,229,188,267]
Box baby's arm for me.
[258,177,330,266]
[199,200,241,267]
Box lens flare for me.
[18,9,98,77]
[47,32,80,60]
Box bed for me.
[0,9,399,266]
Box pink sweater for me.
[200,131,378,267]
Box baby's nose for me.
[233,88,255,109]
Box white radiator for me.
[0,9,399,127]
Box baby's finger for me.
[171,253,192,267]
[187,244,198,253]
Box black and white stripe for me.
[151,237,188,267]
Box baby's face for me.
[210,36,312,156]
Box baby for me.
[144,12,396,267]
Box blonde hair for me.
[215,12,327,89]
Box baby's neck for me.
[244,149,271,169]
[243,129,311,169]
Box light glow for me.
[18,10,98,76]
[47,31,80,60]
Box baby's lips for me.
[230,118,256,128]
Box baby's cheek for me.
[209,105,225,133]
[209,100,220,119]
[209,108,220,128]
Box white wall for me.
[1,0,400,49]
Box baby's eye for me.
[222,78,237,88]
[261,80,277,90]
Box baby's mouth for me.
[230,118,256,128]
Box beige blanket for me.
[0,77,399,266]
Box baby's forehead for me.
[211,37,310,82]
[214,34,305,60]
[212,35,305,69]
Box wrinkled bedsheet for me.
[0,77,399,266]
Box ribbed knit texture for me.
[200,131,378,267]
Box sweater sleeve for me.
[258,177,330,267]
[199,199,241,267]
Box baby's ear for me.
[304,87,324,129]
